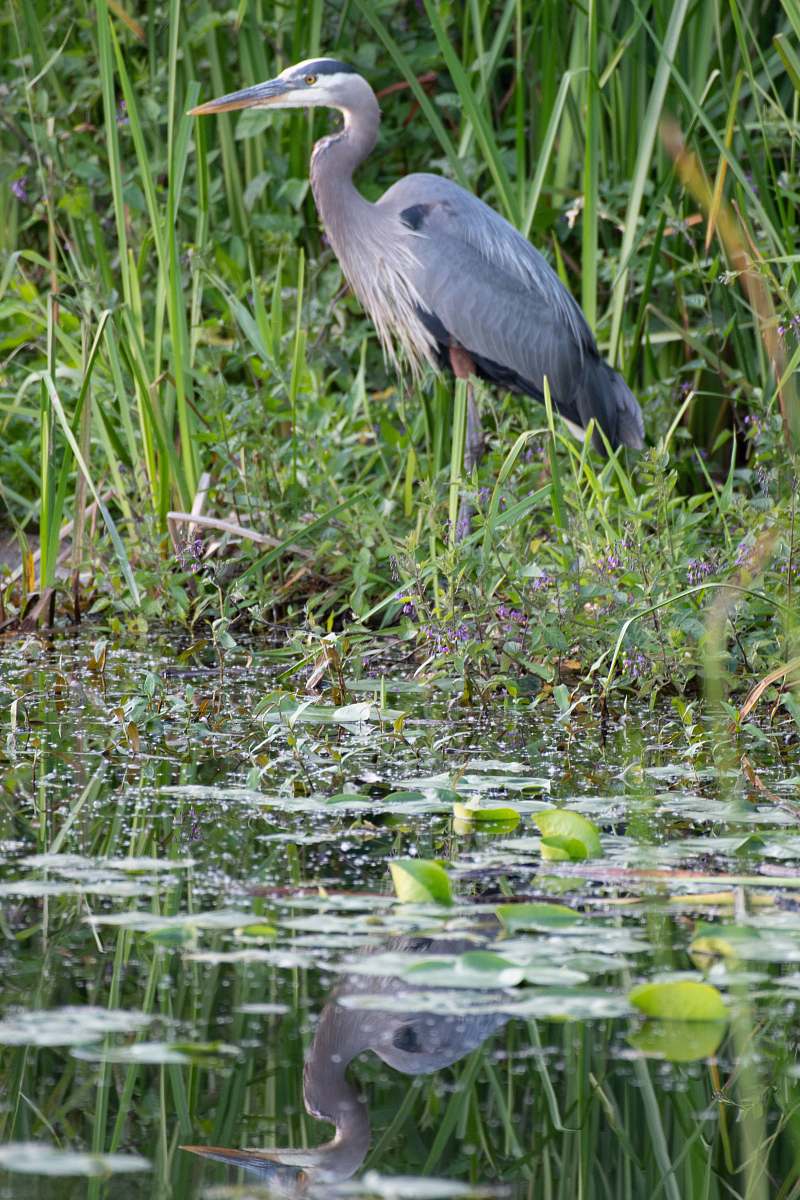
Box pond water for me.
[1,634,800,1199]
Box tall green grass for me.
[0,0,798,702]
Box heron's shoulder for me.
[378,172,473,214]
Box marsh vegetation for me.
[2,0,800,1195]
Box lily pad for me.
[0,1143,150,1176]
[453,802,520,827]
[0,1007,149,1047]
[390,859,453,906]
[629,979,727,1022]
[496,902,580,932]
[534,810,602,860]
[629,1019,726,1062]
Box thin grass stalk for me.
[582,0,599,331]
[448,379,468,548]
[95,0,131,308]
[289,249,306,488]
[608,0,692,365]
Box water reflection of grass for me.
[0,638,799,1196]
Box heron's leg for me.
[449,345,484,539]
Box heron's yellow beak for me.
[189,78,291,116]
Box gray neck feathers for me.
[309,91,381,245]
[301,1001,372,1179]
[308,86,434,373]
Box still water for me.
[1,633,800,1199]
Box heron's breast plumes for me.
[310,137,437,378]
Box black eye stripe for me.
[293,59,356,78]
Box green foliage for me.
[0,0,799,712]
[389,857,453,905]
[630,978,728,1022]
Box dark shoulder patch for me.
[399,203,432,231]
[392,1024,421,1053]
[300,58,357,76]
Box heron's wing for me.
[378,174,604,430]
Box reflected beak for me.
[181,1143,313,1177]
[189,78,291,116]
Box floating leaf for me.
[406,951,525,988]
[629,979,727,1022]
[0,1008,149,1047]
[0,1144,150,1176]
[534,810,602,859]
[452,802,520,827]
[629,1019,726,1062]
[390,859,453,906]
[497,902,580,932]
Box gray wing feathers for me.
[378,173,644,448]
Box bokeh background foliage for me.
[1,0,800,693]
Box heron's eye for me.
[304,74,318,86]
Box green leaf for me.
[534,810,602,859]
[629,1019,726,1062]
[629,980,727,1022]
[540,835,588,861]
[390,859,453,906]
[453,802,520,826]
[496,902,580,932]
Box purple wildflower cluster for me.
[531,572,554,592]
[421,622,471,656]
[735,540,756,570]
[11,178,28,203]
[686,557,716,586]
[400,599,417,619]
[777,314,800,339]
[177,536,204,573]
[597,547,622,575]
[623,651,649,679]
[496,603,527,629]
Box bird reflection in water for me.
[182,930,509,1192]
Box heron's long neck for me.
[300,1006,372,1180]
[310,96,380,251]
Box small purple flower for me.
[735,540,754,569]
[401,600,417,619]
[597,545,623,575]
[177,536,204,573]
[531,573,554,592]
[11,178,28,203]
[623,651,649,679]
[477,487,491,506]
[453,623,470,642]
[116,99,129,126]
[687,558,715,585]
[455,513,471,539]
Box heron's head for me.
[189,58,371,118]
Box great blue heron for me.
[191,58,644,522]
[182,931,509,1190]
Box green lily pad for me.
[629,1019,726,1062]
[534,810,602,859]
[496,902,580,932]
[453,802,520,826]
[389,859,453,906]
[629,979,727,1022]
